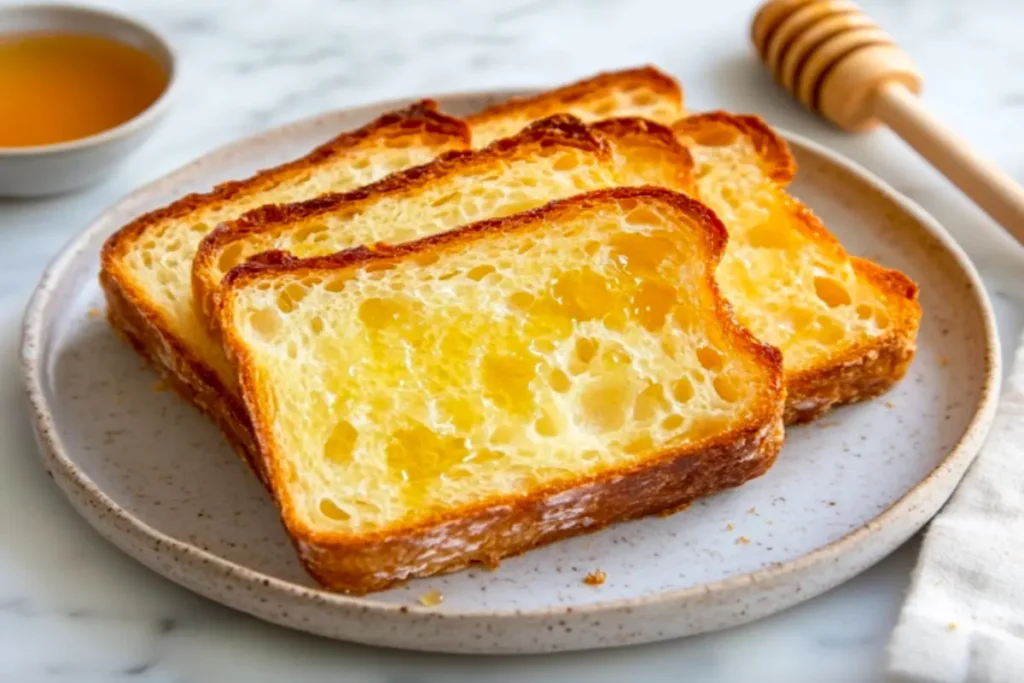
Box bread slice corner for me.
[673,111,921,423]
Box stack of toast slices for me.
[100,66,921,594]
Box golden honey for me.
[0,32,167,147]
[318,228,704,511]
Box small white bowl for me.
[0,4,176,197]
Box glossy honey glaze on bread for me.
[220,188,785,593]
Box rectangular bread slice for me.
[466,65,683,147]
[100,70,685,478]
[192,114,695,336]
[671,113,921,423]
[101,101,468,481]
[219,188,785,594]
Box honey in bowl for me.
[0,32,168,148]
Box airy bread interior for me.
[221,189,781,534]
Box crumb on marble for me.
[747,507,758,516]
[948,622,957,631]
[583,569,607,586]
[885,401,894,409]
[725,523,735,531]
[87,307,102,318]
[736,536,750,545]
[417,589,444,607]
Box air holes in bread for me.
[814,276,851,307]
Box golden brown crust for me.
[192,114,611,333]
[101,100,469,266]
[783,257,920,423]
[673,111,796,185]
[207,114,604,242]
[465,65,683,130]
[220,187,786,594]
[672,112,921,423]
[304,419,782,594]
[590,116,697,194]
[99,266,267,487]
[98,102,469,477]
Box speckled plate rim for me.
[20,90,1001,650]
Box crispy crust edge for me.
[590,116,697,194]
[673,111,796,185]
[192,113,612,334]
[99,265,267,487]
[101,100,469,268]
[465,65,684,129]
[784,254,920,424]
[672,112,922,423]
[219,187,786,594]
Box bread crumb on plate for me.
[583,569,607,586]
[418,589,444,607]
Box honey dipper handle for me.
[874,82,1024,245]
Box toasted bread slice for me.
[100,71,685,476]
[466,65,683,147]
[100,101,469,481]
[672,113,921,423]
[192,115,694,335]
[219,188,785,593]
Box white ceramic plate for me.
[22,91,1000,654]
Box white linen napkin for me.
[886,330,1024,682]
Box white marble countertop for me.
[2,0,1024,681]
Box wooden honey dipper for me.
[752,0,1024,245]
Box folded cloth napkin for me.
[886,330,1024,682]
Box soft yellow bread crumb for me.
[417,589,444,607]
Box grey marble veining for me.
[1,0,1023,681]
